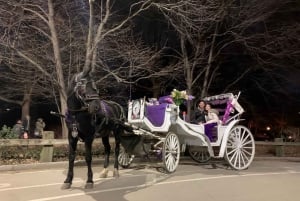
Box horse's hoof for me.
[85,182,94,189]
[61,183,71,189]
[113,169,119,178]
[99,169,109,178]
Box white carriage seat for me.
[145,103,169,127]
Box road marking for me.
[0,183,11,188]
[156,171,300,185]
[0,169,64,176]
[28,171,300,201]
[0,174,144,192]
[0,179,81,192]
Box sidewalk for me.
[0,156,299,172]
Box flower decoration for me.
[170,89,194,106]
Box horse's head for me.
[68,71,100,111]
[74,72,99,101]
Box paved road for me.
[0,158,300,201]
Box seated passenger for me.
[191,100,207,124]
[203,103,219,142]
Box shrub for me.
[0,125,18,139]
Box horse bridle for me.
[74,73,100,106]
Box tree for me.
[0,0,88,137]
[151,0,300,120]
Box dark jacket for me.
[191,108,207,124]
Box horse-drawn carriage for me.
[61,70,255,189]
[119,92,255,172]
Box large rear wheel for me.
[162,132,180,173]
[225,125,255,170]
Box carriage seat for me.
[145,103,168,127]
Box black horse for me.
[62,71,128,189]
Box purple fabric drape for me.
[204,122,217,141]
[222,100,233,124]
[158,96,173,104]
[146,103,168,127]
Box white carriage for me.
[118,92,255,173]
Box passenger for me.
[191,100,206,124]
[203,103,219,142]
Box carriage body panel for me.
[128,99,179,132]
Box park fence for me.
[1,131,300,165]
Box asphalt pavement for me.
[1,157,300,201]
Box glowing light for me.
[266,126,271,131]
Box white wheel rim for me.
[225,125,255,170]
[118,149,132,167]
[163,133,180,173]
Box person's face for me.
[205,104,211,111]
[199,101,205,109]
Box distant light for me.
[5,108,10,111]
[266,126,271,131]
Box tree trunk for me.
[48,0,68,138]
[151,78,161,98]
[201,23,218,98]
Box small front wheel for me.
[118,146,134,168]
[162,132,180,173]
[225,125,255,170]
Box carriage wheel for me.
[188,146,211,163]
[162,132,180,173]
[225,125,255,170]
[118,147,134,168]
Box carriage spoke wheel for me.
[118,146,134,168]
[225,125,255,170]
[188,146,211,163]
[162,132,180,173]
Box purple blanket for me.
[204,123,217,142]
[146,103,168,127]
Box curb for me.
[0,159,106,172]
[0,156,299,172]
[253,156,300,162]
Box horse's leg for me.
[99,135,110,178]
[113,129,121,178]
[84,138,94,189]
[62,136,78,189]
